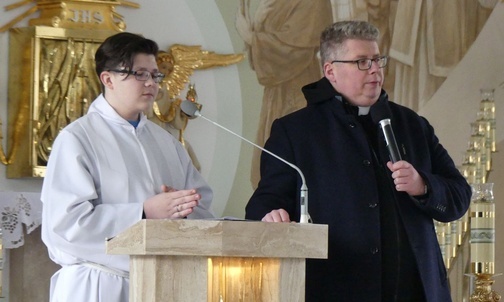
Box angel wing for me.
[158,44,244,99]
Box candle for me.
[470,183,495,274]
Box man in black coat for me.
[245,20,471,302]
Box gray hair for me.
[320,21,380,66]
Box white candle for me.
[470,183,495,274]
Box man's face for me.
[102,53,161,120]
[324,39,384,107]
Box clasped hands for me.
[144,184,201,219]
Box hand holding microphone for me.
[387,161,428,196]
[371,100,426,196]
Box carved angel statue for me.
[146,44,244,170]
[156,44,244,99]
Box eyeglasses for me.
[108,69,166,83]
[331,56,388,71]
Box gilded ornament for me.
[157,45,244,99]
[0,0,140,32]
[1,0,244,178]
[151,45,243,151]
[470,274,501,302]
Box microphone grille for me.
[181,100,199,117]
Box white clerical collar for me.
[358,106,370,116]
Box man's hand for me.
[262,209,291,222]
[387,160,426,196]
[144,185,200,219]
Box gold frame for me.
[7,26,116,178]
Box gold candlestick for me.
[469,182,499,301]
[470,273,501,302]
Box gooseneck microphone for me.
[180,100,311,223]
[371,100,402,163]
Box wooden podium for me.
[106,219,328,302]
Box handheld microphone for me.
[378,119,402,163]
[180,100,311,223]
[370,100,402,163]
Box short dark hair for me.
[95,32,159,87]
[320,21,379,66]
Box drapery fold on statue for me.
[390,0,479,77]
[243,0,330,86]
[236,0,332,188]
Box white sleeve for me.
[41,130,140,271]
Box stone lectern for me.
[106,219,328,302]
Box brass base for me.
[470,273,501,302]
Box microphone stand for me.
[194,111,311,223]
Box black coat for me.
[245,77,471,301]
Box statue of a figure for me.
[236,0,333,188]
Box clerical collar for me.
[337,95,370,116]
[358,106,370,116]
